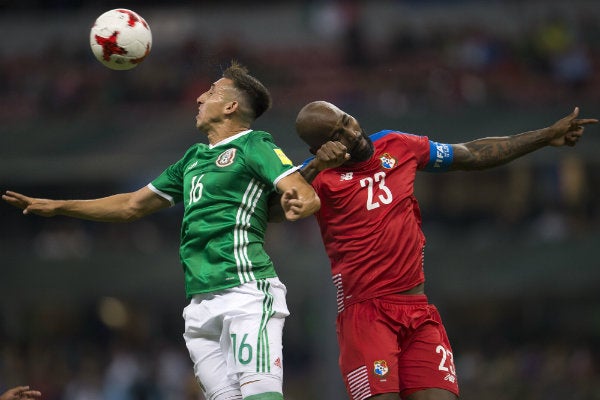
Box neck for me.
[205,122,250,145]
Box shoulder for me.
[169,143,205,165]
[370,129,399,142]
[370,130,429,149]
[248,130,274,142]
[370,130,425,142]
[184,142,206,155]
[239,130,278,151]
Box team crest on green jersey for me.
[216,148,236,167]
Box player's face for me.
[296,101,374,163]
[195,78,235,132]
[328,112,374,163]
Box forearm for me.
[268,159,321,222]
[275,172,321,222]
[269,191,320,222]
[300,141,350,181]
[452,127,551,171]
[4,186,168,221]
[299,158,322,183]
[53,193,144,222]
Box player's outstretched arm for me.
[276,172,320,222]
[2,186,171,222]
[450,107,598,171]
[0,386,42,400]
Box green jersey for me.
[148,129,297,297]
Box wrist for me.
[316,161,327,172]
[540,127,557,146]
[54,199,70,215]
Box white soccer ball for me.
[90,8,152,70]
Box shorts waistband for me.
[377,293,429,305]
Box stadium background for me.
[1,0,599,398]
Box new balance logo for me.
[340,172,354,181]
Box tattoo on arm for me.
[452,129,549,171]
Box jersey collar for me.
[209,129,252,149]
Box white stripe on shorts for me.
[347,365,372,400]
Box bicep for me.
[129,186,172,217]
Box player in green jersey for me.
[3,61,320,400]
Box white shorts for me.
[183,277,290,400]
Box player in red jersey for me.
[294,101,597,400]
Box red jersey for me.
[310,130,453,312]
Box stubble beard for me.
[349,130,375,162]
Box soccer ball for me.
[90,9,152,70]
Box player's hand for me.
[548,107,598,147]
[280,187,305,221]
[0,386,42,400]
[2,191,59,217]
[314,141,350,170]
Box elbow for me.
[121,204,147,222]
[116,210,141,223]
[123,212,143,223]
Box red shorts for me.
[336,294,459,399]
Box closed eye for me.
[207,84,215,96]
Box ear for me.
[224,100,239,115]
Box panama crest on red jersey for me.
[379,153,398,169]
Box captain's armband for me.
[423,141,453,172]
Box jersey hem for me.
[339,280,427,311]
[185,272,279,298]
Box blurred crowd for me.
[2,1,600,399]
[0,2,599,122]
[2,298,600,400]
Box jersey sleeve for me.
[148,150,190,205]
[245,133,299,191]
[384,131,453,172]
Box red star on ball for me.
[94,31,127,61]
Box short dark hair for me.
[223,61,272,120]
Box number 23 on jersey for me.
[359,171,393,211]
